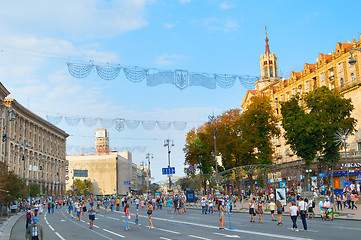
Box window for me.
[338,62,344,72]
[320,72,325,82]
[292,88,296,96]
[286,92,290,101]
[270,66,274,77]
[264,66,268,77]
[351,73,356,82]
[280,94,284,102]
[358,142,361,151]
[74,169,88,177]
[306,81,309,90]
[340,78,344,87]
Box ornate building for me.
[242,31,361,188]
[0,83,68,196]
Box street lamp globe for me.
[349,54,357,65]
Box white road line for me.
[103,229,125,238]
[48,225,55,231]
[160,237,173,240]
[134,214,313,240]
[336,227,361,231]
[106,216,119,220]
[214,232,240,238]
[98,214,105,217]
[188,235,212,240]
[288,228,318,233]
[156,228,180,234]
[55,232,66,240]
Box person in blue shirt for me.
[104,198,110,213]
[167,198,172,214]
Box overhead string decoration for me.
[96,64,122,81]
[67,61,94,78]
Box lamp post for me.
[348,48,361,65]
[0,106,16,168]
[164,139,174,191]
[21,139,31,181]
[305,169,312,191]
[208,114,220,188]
[335,129,350,184]
[146,153,153,194]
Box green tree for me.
[0,162,26,204]
[29,183,40,198]
[73,179,92,196]
[281,86,357,169]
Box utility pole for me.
[164,139,174,191]
[146,153,153,195]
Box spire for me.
[265,25,270,54]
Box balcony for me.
[338,77,361,93]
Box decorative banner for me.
[66,145,147,155]
[46,114,187,131]
[66,62,258,90]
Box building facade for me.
[242,32,361,189]
[0,83,68,196]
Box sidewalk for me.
[186,200,361,220]
[0,212,24,240]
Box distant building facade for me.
[0,83,69,196]
[242,32,361,188]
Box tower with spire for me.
[258,26,278,90]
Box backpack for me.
[27,212,31,220]
[312,201,315,208]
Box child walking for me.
[135,213,140,228]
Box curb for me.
[185,206,361,221]
[0,212,24,240]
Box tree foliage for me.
[73,179,92,196]
[0,163,26,204]
[281,86,357,166]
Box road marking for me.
[106,216,119,220]
[214,232,239,238]
[156,228,180,234]
[336,227,361,231]
[98,214,105,217]
[60,219,66,222]
[48,225,55,231]
[288,228,318,233]
[188,235,212,240]
[55,232,66,240]
[160,237,173,240]
[134,214,314,240]
[103,229,125,238]
[61,209,113,240]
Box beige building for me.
[95,129,109,153]
[242,32,361,187]
[66,151,134,195]
[0,83,69,196]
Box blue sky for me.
[0,0,360,183]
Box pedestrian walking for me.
[147,201,154,229]
[167,197,172,214]
[249,197,256,223]
[88,202,97,229]
[81,202,87,220]
[25,209,33,229]
[201,197,207,214]
[25,217,43,240]
[218,200,226,229]
[276,200,283,225]
[256,197,264,223]
[289,202,299,232]
[68,201,74,218]
[298,197,308,231]
[269,199,276,221]
[124,203,130,230]
[74,202,81,221]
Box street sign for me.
[188,165,194,171]
[123,181,131,185]
[162,167,175,175]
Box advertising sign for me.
[275,188,287,206]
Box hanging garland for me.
[66,62,258,90]
[46,114,188,131]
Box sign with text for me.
[162,167,175,175]
[123,181,131,185]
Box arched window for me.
[351,73,356,82]
[270,66,273,77]
[264,66,268,77]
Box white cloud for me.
[163,23,176,29]
[179,0,192,3]
[0,0,148,38]
[194,17,240,32]
[155,54,186,66]
[220,2,235,10]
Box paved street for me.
[10,204,361,240]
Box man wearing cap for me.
[25,217,43,240]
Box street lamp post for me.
[208,114,220,188]
[348,48,361,65]
[146,153,153,194]
[164,139,174,191]
[21,139,31,181]
[305,169,312,191]
[0,106,16,168]
[335,129,350,184]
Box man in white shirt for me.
[298,197,308,231]
[201,197,207,214]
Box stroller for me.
[321,206,333,220]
